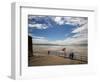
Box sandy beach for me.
[28,55,87,66]
[28,45,87,66]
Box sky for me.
[28,15,88,45]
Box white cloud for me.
[54,17,64,25]
[32,35,49,44]
[28,23,48,29]
[53,16,88,27]
[72,23,87,39]
[70,23,88,45]
[33,38,49,44]
[53,37,87,45]
[32,35,87,45]
[64,17,88,27]
[32,35,45,39]
[72,30,87,39]
[28,16,49,29]
[29,16,88,45]
[72,23,87,33]
[28,15,45,20]
[31,23,88,45]
[28,15,35,20]
[50,23,88,45]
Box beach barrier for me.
[48,50,64,56]
[48,50,87,62]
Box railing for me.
[48,50,87,62]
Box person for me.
[62,48,66,51]
[48,50,50,55]
[69,52,74,59]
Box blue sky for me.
[28,15,88,45]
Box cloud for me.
[50,22,88,45]
[28,16,54,29]
[32,34,87,45]
[69,23,88,45]
[72,29,87,39]
[31,23,88,45]
[54,17,64,25]
[28,16,88,45]
[28,15,45,20]
[53,16,88,27]
[72,23,87,33]
[53,17,88,45]
[31,35,49,44]
[71,23,88,39]
[32,38,49,44]
[28,23,48,29]
[65,17,87,26]
[32,35,45,39]
[51,37,87,45]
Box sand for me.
[28,45,87,66]
[28,55,87,66]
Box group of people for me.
[48,48,74,60]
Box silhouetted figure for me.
[48,50,50,55]
[69,52,74,59]
[62,48,66,51]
